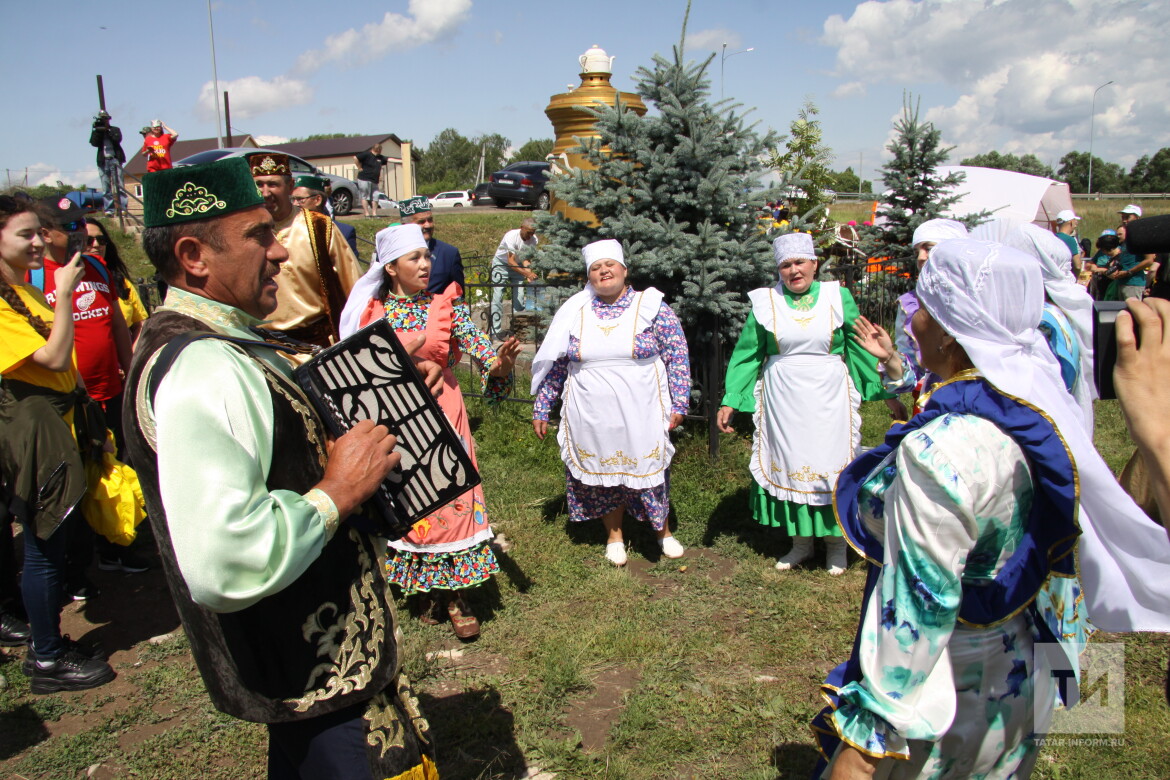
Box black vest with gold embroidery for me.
[122,310,397,723]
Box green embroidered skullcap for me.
[293,174,329,192]
[398,195,431,216]
[142,157,264,228]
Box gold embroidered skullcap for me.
[245,151,292,178]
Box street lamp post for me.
[720,43,754,101]
[1087,80,1114,196]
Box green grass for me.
[2,388,1166,778]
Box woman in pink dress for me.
[339,224,521,639]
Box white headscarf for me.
[969,218,1096,431]
[531,239,626,393]
[919,238,1170,632]
[911,218,968,247]
[338,223,427,339]
[771,232,816,264]
[581,239,625,272]
[1005,222,1096,429]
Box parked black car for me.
[486,161,552,210]
[472,182,493,206]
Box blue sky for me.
[5,0,1167,190]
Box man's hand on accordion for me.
[317,419,401,520]
[403,334,444,398]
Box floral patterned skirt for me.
[385,540,500,595]
[565,469,671,531]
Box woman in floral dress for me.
[339,223,521,639]
[531,239,691,567]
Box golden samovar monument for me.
[544,45,647,225]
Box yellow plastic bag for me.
[82,450,147,546]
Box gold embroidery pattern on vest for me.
[362,673,433,760]
[254,360,329,469]
[363,690,405,755]
[165,182,226,219]
[576,445,596,460]
[644,443,661,460]
[286,530,386,712]
[597,323,618,336]
[600,450,638,468]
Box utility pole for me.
[207,0,224,148]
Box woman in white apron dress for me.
[717,233,889,574]
[532,240,692,566]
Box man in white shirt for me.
[490,219,537,336]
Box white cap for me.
[772,232,816,264]
[911,218,968,248]
[1119,204,1143,217]
[375,223,427,264]
[1055,209,1080,224]
[582,239,625,271]
[150,118,162,128]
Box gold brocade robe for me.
[267,208,362,345]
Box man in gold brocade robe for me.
[246,152,362,347]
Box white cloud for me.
[686,27,742,53]
[197,76,314,121]
[23,163,100,189]
[294,0,472,72]
[821,0,1170,166]
[832,81,865,99]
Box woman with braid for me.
[0,195,115,693]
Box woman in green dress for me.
[716,232,888,574]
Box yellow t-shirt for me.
[0,283,79,394]
[118,282,150,329]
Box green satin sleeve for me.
[720,311,774,413]
[833,286,892,401]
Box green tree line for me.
[959,148,1170,194]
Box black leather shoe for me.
[23,634,107,676]
[0,611,31,646]
[29,650,115,694]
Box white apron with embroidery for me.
[558,288,673,489]
[749,281,861,506]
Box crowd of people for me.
[3,149,1170,778]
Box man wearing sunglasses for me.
[291,175,358,257]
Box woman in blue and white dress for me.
[815,238,1170,780]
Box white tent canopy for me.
[937,166,1074,227]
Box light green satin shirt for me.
[136,288,339,614]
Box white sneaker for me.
[605,542,628,567]
[826,537,848,576]
[659,536,685,559]
[775,537,813,571]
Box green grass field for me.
[6,209,1165,778]
[2,383,1166,778]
